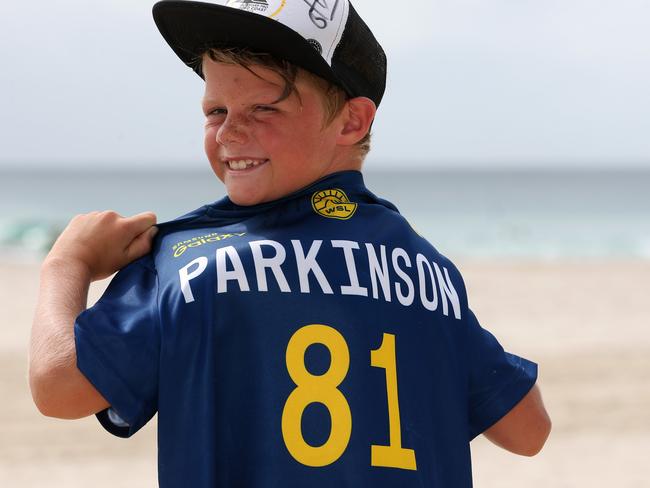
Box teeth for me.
[227,159,265,170]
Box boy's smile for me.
[202,58,355,206]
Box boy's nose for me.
[216,115,249,146]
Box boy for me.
[29,1,551,486]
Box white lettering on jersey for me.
[392,247,414,307]
[176,238,463,321]
[292,240,334,294]
[331,240,368,297]
[433,262,462,320]
[179,256,208,304]
[366,243,391,302]
[416,254,439,312]
[216,246,250,293]
[249,240,291,292]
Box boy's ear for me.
[337,97,377,146]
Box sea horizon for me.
[1,166,649,262]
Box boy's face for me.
[202,58,348,206]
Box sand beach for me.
[1,258,648,486]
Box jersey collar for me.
[154,170,398,232]
[205,170,372,218]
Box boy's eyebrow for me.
[201,97,220,112]
[201,93,287,112]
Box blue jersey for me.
[74,170,537,487]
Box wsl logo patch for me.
[226,0,286,17]
[312,189,358,220]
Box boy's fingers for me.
[125,226,158,262]
[123,212,158,234]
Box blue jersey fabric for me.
[74,170,537,487]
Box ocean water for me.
[1,167,649,261]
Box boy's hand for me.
[45,211,158,281]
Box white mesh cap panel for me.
[211,0,350,65]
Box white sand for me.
[2,259,649,486]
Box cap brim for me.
[153,1,351,94]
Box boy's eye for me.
[254,105,276,113]
[207,108,227,117]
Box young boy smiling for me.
[30,1,550,487]
[201,51,376,206]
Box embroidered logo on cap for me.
[226,0,286,18]
[306,38,323,54]
[312,188,358,220]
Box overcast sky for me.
[1,0,649,170]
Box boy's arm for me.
[483,383,551,456]
[29,211,158,419]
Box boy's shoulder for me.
[148,171,463,280]
[151,172,407,239]
[156,203,214,232]
[147,171,454,263]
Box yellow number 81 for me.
[281,324,417,471]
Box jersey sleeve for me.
[465,309,538,440]
[74,254,161,438]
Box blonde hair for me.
[197,47,372,159]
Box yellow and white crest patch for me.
[312,188,357,220]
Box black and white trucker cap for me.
[152,0,387,107]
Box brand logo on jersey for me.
[312,188,357,220]
[226,0,286,17]
[172,232,247,258]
